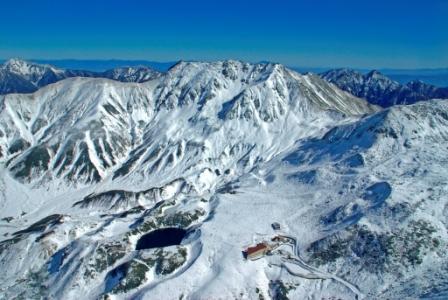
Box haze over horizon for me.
[1,0,447,69]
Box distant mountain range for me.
[291,67,448,87]
[378,68,448,87]
[1,59,448,109]
[2,58,447,85]
[0,59,161,94]
[28,59,176,72]
[320,69,448,107]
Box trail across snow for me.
[269,234,364,299]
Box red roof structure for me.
[245,243,270,260]
[247,243,268,254]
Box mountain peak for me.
[0,59,166,95]
[320,68,364,81]
[3,58,33,71]
[3,58,28,66]
[365,69,386,79]
[318,68,448,107]
[2,58,62,76]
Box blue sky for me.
[0,0,447,68]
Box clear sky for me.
[0,0,447,68]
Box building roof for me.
[272,222,281,229]
[246,243,268,255]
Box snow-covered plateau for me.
[0,60,447,300]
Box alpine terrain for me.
[321,68,448,107]
[0,61,447,299]
[0,59,161,95]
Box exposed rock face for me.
[321,68,448,107]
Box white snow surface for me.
[0,60,447,300]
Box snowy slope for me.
[101,66,161,83]
[0,61,375,189]
[0,59,161,95]
[0,60,446,300]
[136,99,448,300]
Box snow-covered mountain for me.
[99,66,162,83]
[0,58,94,93]
[0,60,446,299]
[0,59,161,94]
[321,68,448,107]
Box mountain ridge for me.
[0,60,447,299]
[320,68,448,107]
[0,60,376,188]
[2,59,448,110]
[0,58,161,95]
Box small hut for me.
[271,222,281,231]
[244,243,270,260]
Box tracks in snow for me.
[270,234,364,299]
